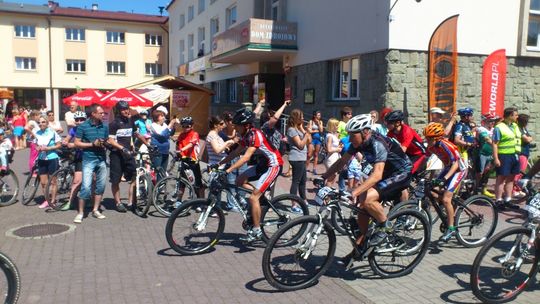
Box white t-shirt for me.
[64,111,76,126]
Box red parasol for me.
[99,88,154,108]
[63,89,103,106]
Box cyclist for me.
[60,111,87,211]
[176,116,204,198]
[453,107,477,162]
[320,114,412,264]
[423,122,468,242]
[218,108,283,243]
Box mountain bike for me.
[21,160,39,205]
[0,250,21,304]
[470,181,540,303]
[45,151,77,211]
[261,181,430,291]
[392,176,498,247]
[165,168,309,255]
[132,149,168,217]
[0,149,19,207]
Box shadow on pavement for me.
[156,247,216,257]
[245,277,295,293]
[438,263,475,304]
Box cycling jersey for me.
[241,127,283,167]
[387,123,426,157]
[427,138,466,171]
[108,116,134,151]
[454,121,476,145]
[347,132,412,179]
[177,129,200,160]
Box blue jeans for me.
[80,158,107,200]
[152,153,169,181]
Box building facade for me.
[0,1,168,120]
[168,0,539,140]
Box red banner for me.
[428,15,459,123]
[481,49,506,117]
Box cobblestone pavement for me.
[1,150,539,303]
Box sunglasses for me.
[75,118,86,122]
[39,121,48,124]
[181,125,192,128]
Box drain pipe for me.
[47,17,54,116]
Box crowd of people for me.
[0,97,537,245]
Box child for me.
[0,128,14,172]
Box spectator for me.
[73,105,109,223]
[337,106,353,140]
[475,113,499,198]
[514,114,533,197]
[39,104,48,116]
[325,118,342,185]
[492,107,521,210]
[0,128,13,172]
[307,110,324,174]
[9,108,26,150]
[372,107,392,136]
[61,111,87,211]
[149,108,178,181]
[34,115,62,209]
[430,107,446,124]
[24,110,40,173]
[177,116,204,198]
[286,109,311,211]
[453,107,477,163]
[46,111,63,134]
[65,101,78,131]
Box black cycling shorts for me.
[109,151,136,184]
[374,172,412,202]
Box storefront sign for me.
[188,55,209,74]
[173,91,190,108]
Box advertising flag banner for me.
[481,49,506,117]
[428,15,459,123]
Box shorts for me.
[13,126,24,137]
[74,160,82,172]
[347,158,363,180]
[109,151,136,184]
[495,154,520,176]
[438,168,467,193]
[243,165,281,193]
[374,172,411,202]
[37,158,59,175]
[311,133,322,146]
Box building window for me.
[271,0,279,21]
[198,0,205,14]
[198,27,206,56]
[188,34,194,61]
[106,31,125,44]
[226,5,237,28]
[227,79,237,103]
[528,0,540,50]
[106,61,125,74]
[66,28,85,41]
[179,14,185,29]
[179,40,185,64]
[145,63,163,76]
[332,57,359,100]
[15,57,36,70]
[188,5,194,22]
[145,34,163,46]
[66,60,86,73]
[14,25,35,38]
[212,81,222,103]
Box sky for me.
[4,0,170,15]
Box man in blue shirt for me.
[73,104,109,223]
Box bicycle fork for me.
[498,226,536,272]
[194,200,216,231]
[297,214,325,260]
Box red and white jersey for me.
[427,138,467,171]
[241,128,283,167]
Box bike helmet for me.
[138,109,148,116]
[384,110,405,122]
[180,116,194,126]
[423,122,445,138]
[457,107,474,116]
[481,113,499,121]
[115,100,130,111]
[73,111,87,119]
[232,108,255,125]
[346,114,373,133]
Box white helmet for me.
[73,111,87,119]
[346,114,372,133]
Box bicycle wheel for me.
[470,226,538,303]
[0,170,19,207]
[391,200,435,226]
[260,194,309,244]
[455,195,498,248]
[46,168,74,211]
[368,208,430,278]
[133,173,152,217]
[0,251,21,304]
[21,172,39,205]
[153,176,195,217]
[165,199,225,255]
[262,215,336,291]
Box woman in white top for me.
[206,115,235,166]
[324,118,342,185]
[34,116,62,209]
[24,110,41,172]
[46,111,64,134]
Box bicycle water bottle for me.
[185,169,195,184]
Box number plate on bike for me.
[527,193,540,209]
[315,186,334,206]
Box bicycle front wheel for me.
[0,251,21,304]
[455,195,498,247]
[0,170,19,207]
[471,226,538,303]
[262,215,336,291]
[260,194,309,244]
[21,172,39,205]
[153,176,195,217]
[46,168,74,211]
[368,208,431,278]
[165,199,225,255]
[133,173,152,217]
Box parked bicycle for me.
[0,250,21,304]
[21,160,39,205]
[0,150,19,207]
[261,180,430,291]
[470,180,540,303]
[132,148,168,217]
[165,168,309,255]
[45,149,77,211]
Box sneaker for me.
[0,165,7,173]
[240,228,263,243]
[369,229,388,246]
[116,203,128,213]
[312,169,318,175]
[482,188,495,199]
[38,201,49,209]
[513,191,526,199]
[195,206,202,212]
[92,210,106,219]
[291,206,303,214]
[496,200,506,211]
[173,201,182,209]
[60,202,71,211]
[73,213,83,224]
[440,229,457,242]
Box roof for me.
[0,2,51,15]
[165,0,177,11]
[52,7,168,24]
[126,75,214,95]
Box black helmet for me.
[384,110,405,122]
[232,108,255,125]
[180,116,194,126]
[115,100,130,111]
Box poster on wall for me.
[173,91,190,108]
[258,83,266,102]
[428,14,459,124]
[481,49,506,117]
